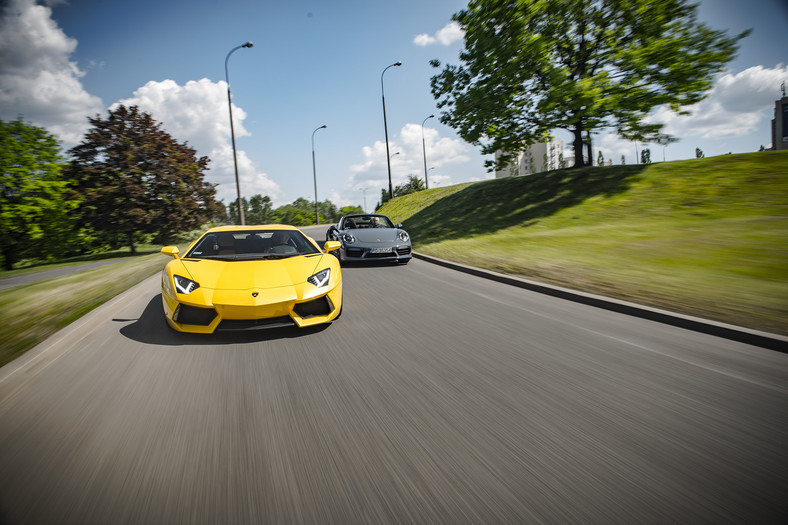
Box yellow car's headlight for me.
[307,268,330,287]
[174,275,200,294]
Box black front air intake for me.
[293,296,334,318]
[174,304,217,326]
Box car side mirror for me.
[161,246,180,259]
[324,240,341,253]
[396,223,403,229]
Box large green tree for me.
[0,119,77,270]
[67,105,224,253]
[430,0,748,170]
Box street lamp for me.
[360,187,368,213]
[421,114,434,189]
[225,41,253,225]
[381,61,401,200]
[311,125,327,224]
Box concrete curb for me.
[413,252,788,353]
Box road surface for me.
[1,226,786,523]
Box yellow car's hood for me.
[178,255,325,290]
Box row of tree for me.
[4,0,748,269]
[226,195,362,227]
[0,111,361,270]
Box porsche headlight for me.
[174,275,200,295]
[398,230,410,242]
[308,268,330,287]
[341,233,355,244]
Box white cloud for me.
[0,0,103,146]
[650,65,788,139]
[348,122,470,191]
[414,21,464,47]
[112,79,282,206]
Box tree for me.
[597,151,605,166]
[394,175,426,197]
[641,148,651,164]
[430,0,747,171]
[67,105,224,252]
[338,205,363,216]
[0,119,78,270]
[621,155,626,165]
[247,194,273,224]
[228,197,250,225]
[696,147,705,158]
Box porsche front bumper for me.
[339,245,412,262]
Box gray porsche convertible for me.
[325,214,412,264]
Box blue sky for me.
[1,0,786,211]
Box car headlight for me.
[398,230,410,242]
[341,233,355,244]
[308,268,330,287]
[174,275,200,294]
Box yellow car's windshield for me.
[184,230,320,260]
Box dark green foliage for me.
[394,175,426,197]
[229,195,350,226]
[338,205,363,216]
[430,0,748,171]
[66,105,224,253]
[0,118,78,270]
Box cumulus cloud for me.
[650,65,788,139]
[0,0,103,146]
[347,122,470,191]
[113,79,281,205]
[414,21,464,46]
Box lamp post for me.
[360,188,368,213]
[311,125,327,224]
[421,114,434,189]
[225,41,253,225]
[381,61,401,200]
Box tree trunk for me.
[572,126,586,168]
[585,131,593,167]
[127,232,136,256]
[2,245,16,271]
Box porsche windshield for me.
[341,215,395,229]
[184,230,320,260]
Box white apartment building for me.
[494,140,566,178]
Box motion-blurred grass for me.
[0,252,169,367]
[379,151,788,335]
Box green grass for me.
[379,151,788,335]
[0,252,170,367]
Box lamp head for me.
[243,41,254,48]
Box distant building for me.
[771,95,788,151]
[494,140,566,178]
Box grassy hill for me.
[378,151,788,335]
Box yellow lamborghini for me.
[160,225,343,333]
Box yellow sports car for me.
[160,225,343,333]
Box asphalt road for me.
[1,226,786,524]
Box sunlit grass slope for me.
[378,151,788,335]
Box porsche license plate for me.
[370,247,392,254]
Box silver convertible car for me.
[325,214,412,264]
